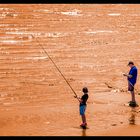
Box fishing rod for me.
[104,82,126,92]
[31,34,80,102]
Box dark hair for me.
[82,87,88,93]
[128,61,134,65]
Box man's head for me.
[128,61,134,68]
[82,87,88,94]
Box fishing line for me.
[31,34,80,102]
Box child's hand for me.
[74,95,77,98]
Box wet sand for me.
[0,4,140,136]
[100,125,140,136]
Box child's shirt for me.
[80,93,88,106]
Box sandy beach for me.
[0,4,140,136]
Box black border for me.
[0,0,139,4]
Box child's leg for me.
[80,105,87,125]
[82,114,86,124]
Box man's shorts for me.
[80,105,86,115]
[128,82,134,91]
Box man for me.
[123,61,138,107]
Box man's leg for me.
[128,83,136,103]
[131,90,136,103]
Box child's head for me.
[82,87,88,94]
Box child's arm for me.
[74,95,83,102]
[79,98,83,103]
[74,95,80,99]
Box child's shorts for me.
[80,105,86,115]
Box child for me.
[74,87,89,127]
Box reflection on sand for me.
[129,108,136,125]
[81,129,86,136]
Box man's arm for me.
[123,73,132,78]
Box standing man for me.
[123,61,138,107]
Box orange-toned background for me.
[0,4,140,136]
